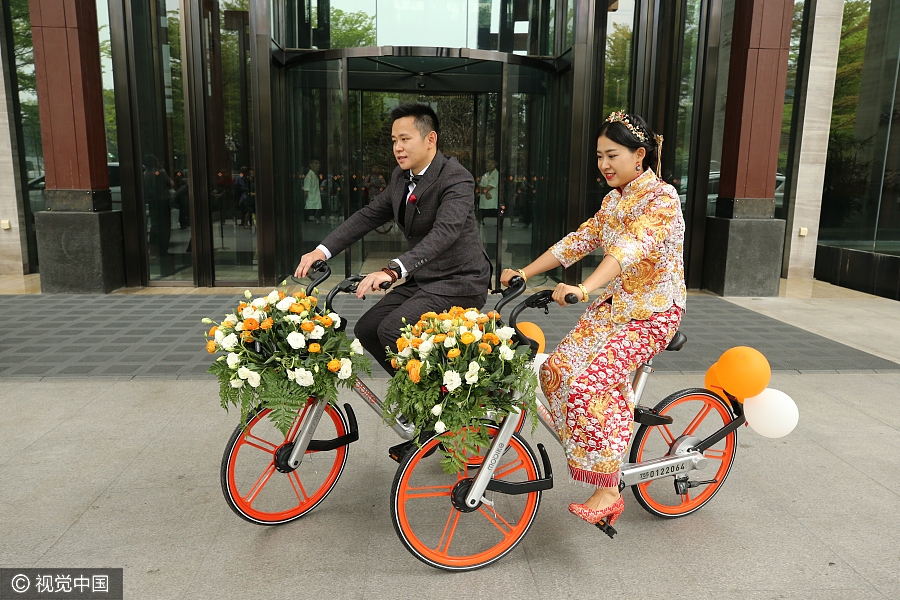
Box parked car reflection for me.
[678,171,785,211]
[27,163,122,212]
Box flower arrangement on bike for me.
[384,306,538,474]
[203,288,371,434]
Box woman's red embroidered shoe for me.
[568,497,625,527]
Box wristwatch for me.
[388,261,402,279]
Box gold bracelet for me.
[516,269,528,283]
[577,284,589,303]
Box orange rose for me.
[260,318,273,330]
[460,332,476,345]
[294,290,307,299]
[319,316,333,327]
[309,296,318,305]
[478,342,492,354]
[483,333,500,345]
[396,337,409,351]
[411,326,421,337]
[425,328,434,334]
[433,334,447,344]
[208,326,218,337]
[447,348,461,359]
[237,302,248,311]
[421,312,439,320]
[463,320,476,329]
[327,359,342,373]
[391,358,399,370]
[487,311,500,320]
[410,338,423,349]
[301,321,315,332]
[406,359,422,383]
[278,291,286,300]
[290,303,305,314]
[241,331,254,342]
[437,312,451,320]
[476,316,489,324]
[205,340,217,354]
[308,343,321,353]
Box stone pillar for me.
[782,0,844,280]
[30,0,124,293]
[702,0,791,296]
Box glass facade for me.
[3,0,769,290]
[820,0,900,256]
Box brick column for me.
[702,0,792,296]
[30,0,124,292]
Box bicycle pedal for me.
[388,440,415,463]
[595,520,617,539]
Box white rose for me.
[252,297,268,309]
[237,366,252,380]
[294,368,314,387]
[458,326,468,334]
[267,290,280,304]
[276,296,296,311]
[221,333,238,350]
[496,326,516,341]
[434,421,447,434]
[443,336,457,348]
[418,339,434,356]
[443,370,462,392]
[350,339,364,355]
[465,371,479,385]
[467,361,480,373]
[464,310,480,321]
[284,314,303,324]
[499,344,515,361]
[441,319,453,332]
[338,358,353,380]
[287,331,306,349]
[286,369,295,381]
[230,378,244,389]
[215,329,225,343]
[399,347,412,358]
[471,328,483,342]
[242,306,257,319]
[223,314,239,327]
[235,321,244,331]
[309,325,325,340]
[431,404,443,417]
[328,312,341,329]
[226,353,240,369]
[246,371,261,388]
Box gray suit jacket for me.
[320,151,491,296]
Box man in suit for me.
[295,103,492,376]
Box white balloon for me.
[743,388,799,438]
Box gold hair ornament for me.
[655,134,664,174]
[605,111,647,143]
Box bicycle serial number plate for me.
[639,462,687,480]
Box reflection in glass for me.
[775,0,806,220]
[820,0,900,255]
[277,0,555,55]
[129,0,192,282]
[603,1,634,118]
[201,2,257,282]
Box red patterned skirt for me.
[539,302,682,487]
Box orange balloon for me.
[703,362,728,401]
[716,346,771,399]
[517,322,545,354]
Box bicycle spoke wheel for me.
[630,388,737,518]
[391,425,542,571]
[221,402,349,525]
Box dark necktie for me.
[399,171,420,226]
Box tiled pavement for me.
[0,291,896,380]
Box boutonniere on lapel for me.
[408,193,417,204]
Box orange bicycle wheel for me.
[390,425,542,571]
[221,402,348,525]
[629,388,737,518]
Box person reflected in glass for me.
[143,154,173,257]
[173,170,190,229]
[500,112,686,532]
[478,159,498,225]
[363,165,387,204]
[304,159,323,222]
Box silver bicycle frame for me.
[286,397,329,468]
[463,404,523,509]
[352,378,416,440]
